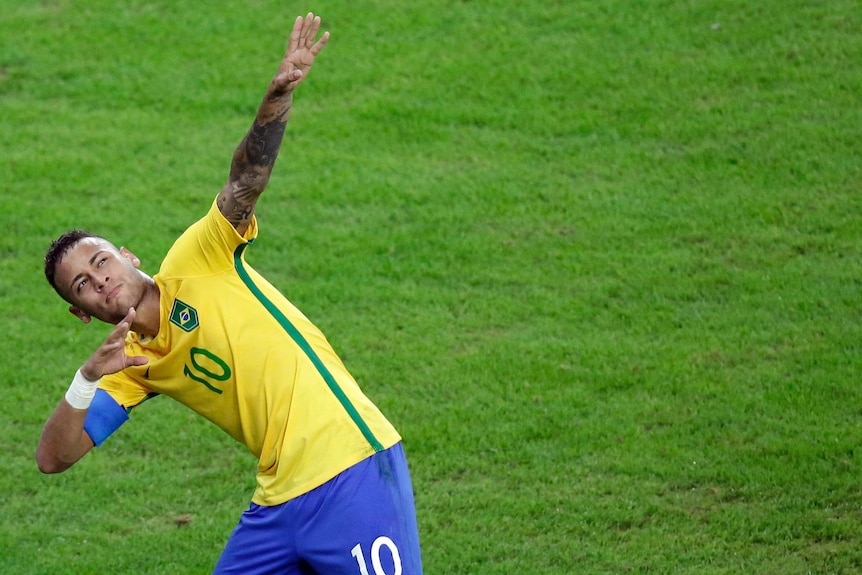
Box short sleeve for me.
[157,198,258,280]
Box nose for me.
[95,275,110,291]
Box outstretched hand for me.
[271,12,330,95]
[80,307,149,380]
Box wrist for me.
[79,363,100,382]
[65,369,101,410]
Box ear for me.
[68,306,92,324]
[119,246,141,268]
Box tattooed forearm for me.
[243,116,288,170]
[217,85,295,231]
[218,109,291,227]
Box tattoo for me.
[218,196,257,226]
[244,116,288,169]
[219,96,292,228]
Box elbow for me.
[36,458,63,475]
[35,448,71,475]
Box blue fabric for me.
[214,443,423,575]
[83,388,129,446]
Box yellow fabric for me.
[99,199,401,506]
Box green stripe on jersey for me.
[233,243,384,452]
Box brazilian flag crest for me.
[169,299,200,332]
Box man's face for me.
[53,237,147,325]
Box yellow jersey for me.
[98,199,401,506]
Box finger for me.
[310,31,330,56]
[126,355,149,367]
[287,15,303,54]
[107,308,136,341]
[306,15,321,48]
[104,337,127,350]
[271,69,302,94]
[302,12,314,42]
[297,13,313,47]
[108,319,132,340]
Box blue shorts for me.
[213,443,423,575]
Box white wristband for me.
[65,369,101,410]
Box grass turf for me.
[1,0,861,573]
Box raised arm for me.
[217,12,329,235]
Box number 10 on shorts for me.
[351,537,403,575]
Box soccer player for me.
[36,12,422,575]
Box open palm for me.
[274,13,330,94]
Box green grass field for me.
[2,0,861,573]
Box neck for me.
[131,280,161,338]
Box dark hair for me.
[45,230,99,294]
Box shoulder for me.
[160,199,259,279]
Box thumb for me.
[273,69,302,90]
[126,355,149,367]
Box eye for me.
[97,257,107,267]
[77,279,88,291]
